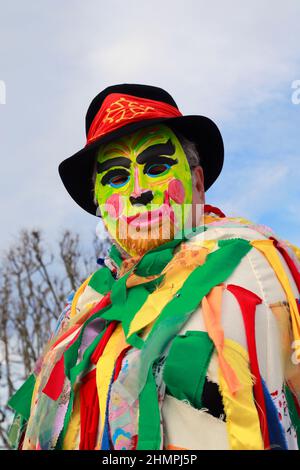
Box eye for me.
[109,174,130,188]
[146,163,171,177]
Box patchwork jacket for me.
[8,206,300,450]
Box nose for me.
[130,191,154,206]
[130,166,154,206]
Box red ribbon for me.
[90,320,118,365]
[79,318,119,450]
[204,204,226,218]
[114,345,132,381]
[227,284,271,449]
[42,330,81,401]
[79,369,99,450]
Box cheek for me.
[105,194,123,219]
[168,179,185,204]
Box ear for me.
[192,166,205,202]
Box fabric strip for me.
[218,339,264,450]
[162,331,214,409]
[8,374,36,421]
[226,284,270,449]
[270,237,300,293]
[202,285,240,395]
[96,323,128,447]
[251,239,300,354]
[261,378,288,449]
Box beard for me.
[107,214,176,257]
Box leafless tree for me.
[0,228,110,449]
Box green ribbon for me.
[138,331,214,451]
[8,373,36,421]
[163,331,214,408]
[88,226,207,297]
[88,267,115,295]
[109,244,123,268]
[134,225,206,277]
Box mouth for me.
[122,192,175,228]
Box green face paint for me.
[94,124,193,257]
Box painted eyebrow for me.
[96,156,131,173]
[136,139,176,164]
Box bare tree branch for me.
[0,227,110,449]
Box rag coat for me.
[8,207,300,450]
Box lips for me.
[122,192,175,228]
[126,205,173,227]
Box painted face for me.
[94,124,193,257]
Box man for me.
[8,84,300,450]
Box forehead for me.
[96,124,177,160]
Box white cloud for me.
[79,0,300,120]
[215,161,290,219]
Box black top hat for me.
[58,83,224,215]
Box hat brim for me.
[58,115,224,216]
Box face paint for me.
[94,124,193,257]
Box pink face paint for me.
[168,179,185,204]
[105,194,123,219]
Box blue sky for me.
[0,0,299,255]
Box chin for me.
[115,216,176,257]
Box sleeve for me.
[7,267,110,450]
[6,289,75,449]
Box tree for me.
[0,228,110,449]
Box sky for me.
[0,0,299,256]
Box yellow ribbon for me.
[251,239,300,358]
[70,274,93,319]
[218,338,264,450]
[62,385,81,450]
[95,323,128,447]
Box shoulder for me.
[191,216,300,300]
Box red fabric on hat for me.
[227,284,270,450]
[86,93,182,145]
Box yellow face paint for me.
[94,124,193,257]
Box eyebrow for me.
[96,139,177,173]
[136,139,176,164]
[96,156,131,173]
